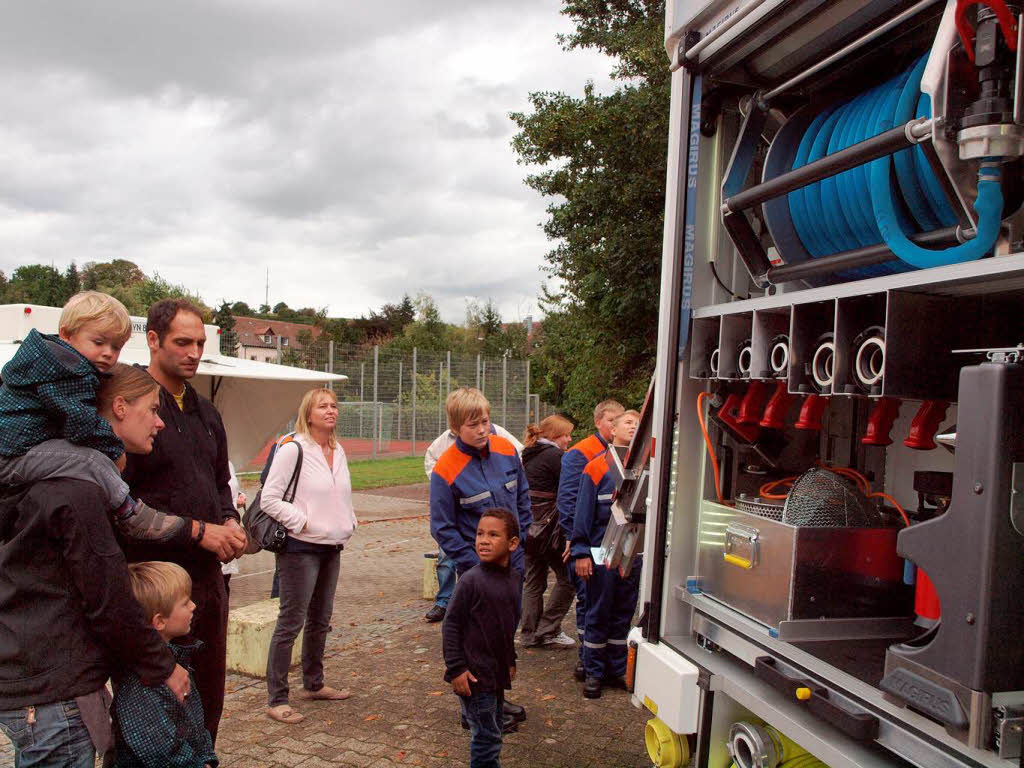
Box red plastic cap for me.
[23,307,31,314]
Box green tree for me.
[213,301,239,356]
[82,259,146,290]
[510,0,667,426]
[4,265,71,306]
[64,263,81,298]
[370,294,416,337]
[231,301,253,316]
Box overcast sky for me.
[0,1,617,323]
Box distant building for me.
[232,316,322,362]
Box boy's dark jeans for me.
[459,690,504,768]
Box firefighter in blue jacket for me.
[572,409,640,699]
[429,387,532,730]
[556,399,623,681]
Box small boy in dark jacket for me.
[442,507,522,768]
[114,561,218,768]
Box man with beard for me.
[123,298,247,745]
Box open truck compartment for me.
[616,2,1024,766]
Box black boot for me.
[573,661,585,682]
[602,674,628,690]
[461,713,519,733]
[583,676,603,699]
[503,700,526,723]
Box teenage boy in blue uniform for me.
[430,387,532,729]
[572,409,640,699]
[555,399,623,681]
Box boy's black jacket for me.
[442,562,520,692]
[112,641,218,768]
[123,381,239,578]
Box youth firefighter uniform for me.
[429,434,532,576]
[556,432,609,665]
[571,450,642,684]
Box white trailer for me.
[624,2,1024,767]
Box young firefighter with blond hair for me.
[555,398,624,681]
[0,291,188,543]
[430,387,532,732]
[571,409,641,699]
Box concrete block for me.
[226,598,301,677]
[422,553,439,600]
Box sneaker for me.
[424,605,446,623]
[541,632,576,648]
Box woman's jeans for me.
[0,700,95,768]
[459,690,504,768]
[266,547,341,706]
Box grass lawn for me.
[347,456,426,490]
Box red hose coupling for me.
[904,400,949,450]
[759,381,794,429]
[737,380,769,425]
[794,394,829,431]
[716,393,761,443]
[862,397,901,446]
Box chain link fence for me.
[239,336,553,464]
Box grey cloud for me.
[0,0,616,323]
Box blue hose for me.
[786,56,1003,275]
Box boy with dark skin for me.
[443,509,521,768]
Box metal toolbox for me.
[694,503,913,640]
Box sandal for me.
[301,685,351,701]
[266,704,304,724]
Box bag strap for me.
[282,441,304,504]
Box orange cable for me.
[696,392,729,506]
[869,491,911,527]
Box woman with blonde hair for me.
[261,387,357,724]
[520,414,577,647]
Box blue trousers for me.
[459,690,504,768]
[582,557,642,680]
[435,548,457,608]
[0,700,95,767]
[568,563,587,663]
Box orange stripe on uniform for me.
[584,452,609,485]
[570,434,606,462]
[433,444,472,485]
[488,434,517,456]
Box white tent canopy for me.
[0,304,347,468]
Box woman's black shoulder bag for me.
[243,441,303,554]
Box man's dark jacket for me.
[123,381,239,579]
[0,479,175,709]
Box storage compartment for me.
[752,308,792,380]
[692,316,722,379]
[695,503,912,638]
[788,301,837,395]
